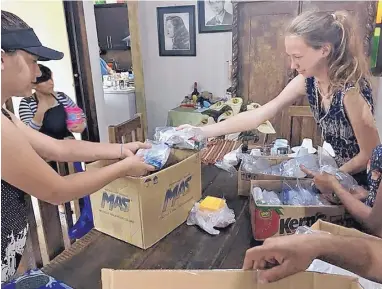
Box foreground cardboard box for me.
[102,269,361,289]
[250,180,351,241]
[87,149,202,249]
[238,156,293,196]
[312,219,380,240]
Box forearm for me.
[333,183,376,233]
[339,152,369,175]
[55,139,123,162]
[316,234,382,283]
[51,160,124,204]
[201,105,276,138]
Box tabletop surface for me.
[43,166,257,289]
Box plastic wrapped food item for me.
[252,187,282,205]
[186,200,236,235]
[281,180,328,206]
[295,226,330,235]
[154,126,206,150]
[136,140,170,170]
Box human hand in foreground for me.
[121,142,152,157]
[119,155,155,177]
[243,234,320,283]
[300,165,339,194]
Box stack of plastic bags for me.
[136,126,206,171]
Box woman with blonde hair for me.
[179,10,380,190]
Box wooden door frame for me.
[63,1,148,141]
[230,0,377,100]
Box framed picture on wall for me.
[157,5,196,56]
[198,0,232,33]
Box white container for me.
[103,87,136,126]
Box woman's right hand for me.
[120,155,155,177]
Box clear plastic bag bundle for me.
[238,153,272,174]
[154,127,206,150]
[136,140,170,170]
[186,201,236,235]
[281,180,329,206]
[252,187,282,205]
[320,165,358,190]
[279,154,320,178]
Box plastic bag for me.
[136,140,170,170]
[186,201,236,235]
[320,165,358,190]
[154,126,206,150]
[280,154,319,178]
[252,187,282,205]
[238,153,272,174]
[215,160,237,175]
[295,226,330,235]
[281,180,328,206]
[307,260,381,289]
[215,145,242,175]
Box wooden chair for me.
[108,113,145,143]
[16,162,80,276]
[281,106,322,147]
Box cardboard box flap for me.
[101,269,360,289]
[312,220,380,240]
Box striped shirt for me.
[19,92,86,130]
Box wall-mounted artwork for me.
[157,5,196,56]
[198,0,232,33]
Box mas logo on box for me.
[101,191,131,212]
[162,175,192,212]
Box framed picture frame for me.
[198,0,232,33]
[157,5,196,56]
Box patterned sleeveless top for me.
[366,144,382,207]
[1,109,29,284]
[306,77,374,167]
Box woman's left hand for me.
[300,165,339,194]
[69,122,86,133]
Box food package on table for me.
[136,140,170,170]
[186,196,236,235]
[154,126,206,150]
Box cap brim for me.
[23,46,64,61]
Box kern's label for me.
[162,175,192,212]
[279,213,327,234]
[101,191,131,212]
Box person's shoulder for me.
[20,95,35,105]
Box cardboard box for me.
[238,156,293,196]
[312,219,380,240]
[87,149,202,249]
[250,180,351,241]
[101,269,361,289]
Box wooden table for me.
[43,166,258,289]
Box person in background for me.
[99,47,114,76]
[178,10,380,188]
[19,64,86,139]
[243,232,382,284]
[300,144,382,237]
[1,10,154,284]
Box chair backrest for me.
[281,106,322,147]
[108,113,145,143]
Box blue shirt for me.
[100,57,109,76]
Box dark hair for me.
[165,15,190,50]
[34,64,52,84]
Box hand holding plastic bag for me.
[136,140,170,170]
[154,126,206,150]
[186,201,236,235]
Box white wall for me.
[138,1,232,137]
[83,1,109,143]
[2,0,76,119]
